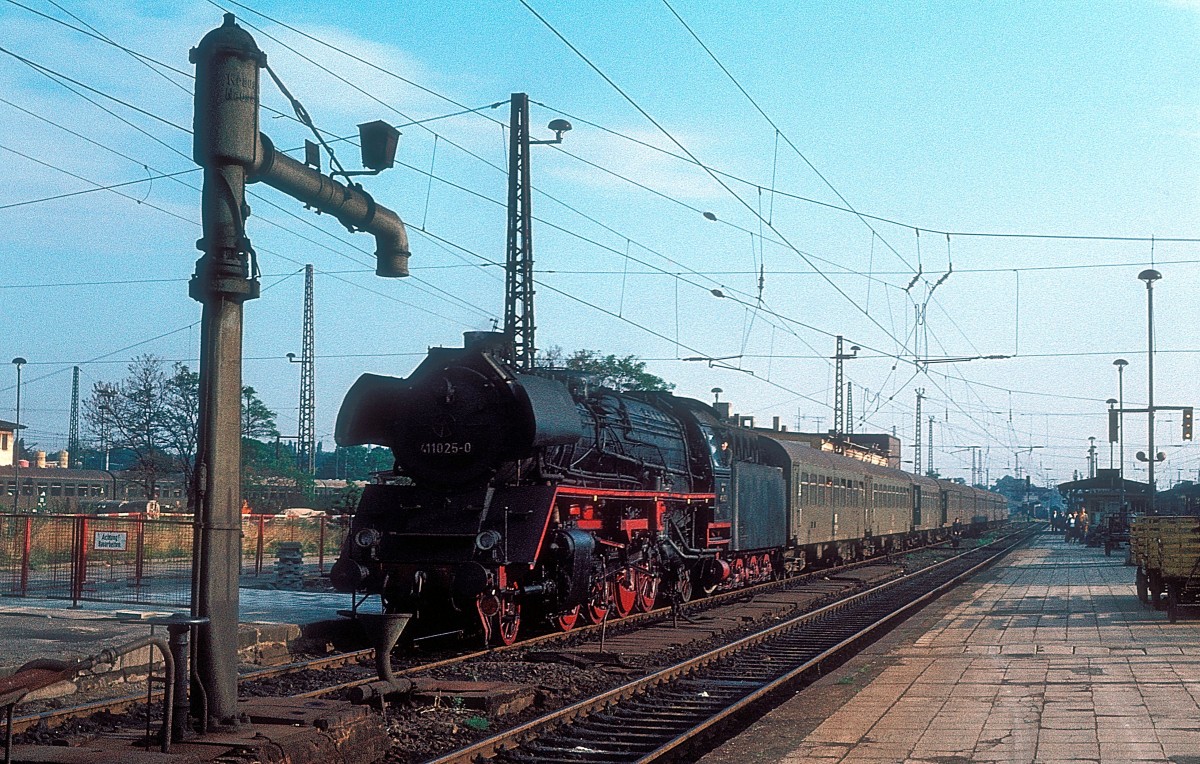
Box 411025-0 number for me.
[419,441,473,455]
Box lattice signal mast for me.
[504,93,571,369]
[298,264,316,474]
[832,336,859,438]
[68,366,80,467]
[914,389,924,475]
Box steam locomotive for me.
[331,332,1007,645]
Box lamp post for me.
[1139,269,1161,514]
[1088,437,1097,478]
[11,357,25,513]
[1106,399,1117,469]
[1114,358,1128,520]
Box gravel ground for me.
[13,530,1012,760]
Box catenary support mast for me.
[298,264,316,474]
[505,93,536,369]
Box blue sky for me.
[2,0,1198,487]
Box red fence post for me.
[134,513,145,592]
[318,516,326,575]
[20,515,32,596]
[255,514,265,576]
[71,516,89,607]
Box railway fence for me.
[0,513,346,607]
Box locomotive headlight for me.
[475,530,502,552]
[354,527,382,548]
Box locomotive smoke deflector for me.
[334,342,585,486]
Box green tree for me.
[85,357,288,509]
[85,354,174,499]
[540,346,674,392]
[319,445,393,480]
[241,386,279,440]
[161,364,199,504]
[242,436,313,507]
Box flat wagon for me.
[1131,515,1200,622]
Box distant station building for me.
[1057,468,1150,528]
[0,419,23,468]
[716,403,901,469]
[1156,481,1200,516]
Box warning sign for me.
[94,531,128,551]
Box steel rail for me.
[294,535,960,699]
[636,531,1030,763]
[6,533,997,732]
[422,527,1034,764]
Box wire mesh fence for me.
[0,513,348,608]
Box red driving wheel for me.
[634,568,659,612]
[556,605,581,632]
[587,578,612,623]
[613,568,637,618]
[496,587,521,646]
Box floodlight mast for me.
[188,13,410,730]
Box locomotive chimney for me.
[713,401,731,421]
[463,330,514,358]
[772,416,781,431]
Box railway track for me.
[423,526,1036,764]
[9,530,1012,741]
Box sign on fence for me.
[94,530,129,551]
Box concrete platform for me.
[699,532,1200,764]
[0,592,371,705]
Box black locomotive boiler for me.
[331,332,1007,645]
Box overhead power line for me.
[516,0,917,361]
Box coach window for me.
[800,472,809,504]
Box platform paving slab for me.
[698,532,1200,764]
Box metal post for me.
[188,15,411,727]
[914,390,923,475]
[1115,359,1127,520]
[189,15,264,727]
[318,516,326,574]
[71,516,88,607]
[10,358,24,514]
[834,336,845,435]
[845,381,854,435]
[255,514,265,575]
[1139,270,1161,514]
[928,415,935,475]
[1107,400,1116,469]
[505,93,536,369]
[19,516,31,596]
[298,264,316,474]
[135,515,145,592]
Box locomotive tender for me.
[331,332,1007,645]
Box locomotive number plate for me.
[420,441,473,455]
